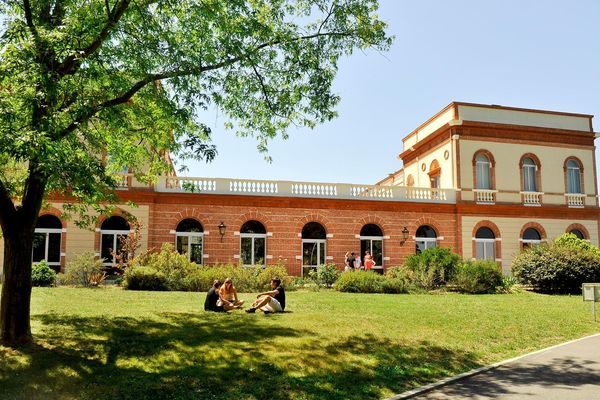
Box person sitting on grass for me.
[218,277,245,310]
[245,277,286,314]
[204,280,225,313]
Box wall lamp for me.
[218,221,226,242]
[400,227,409,246]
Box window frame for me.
[240,232,267,267]
[32,227,62,267]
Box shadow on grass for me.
[0,313,481,400]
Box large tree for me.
[0,0,390,345]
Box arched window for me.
[406,174,414,187]
[566,159,582,194]
[240,220,266,266]
[522,227,542,249]
[301,222,327,277]
[33,215,62,272]
[100,216,130,266]
[474,227,495,261]
[359,224,383,272]
[522,157,537,192]
[570,229,585,239]
[429,160,441,189]
[415,225,437,253]
[175,219,204,264]
[475,154,492,190]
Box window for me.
[360,224,383,272]
[301,222,326,277]
[522,227,541,249]
[100,216,130,267]
[175,219,204,264]
[415,225,437,253]
[406,174,414,187]
[33,215,62,272]
[474,227,495,261]
[570,229,585,239]
[240,220,266,266]
[522,157,537,192]
[475,154,492,189]
[566,159,582,194]
[429,160,441,189]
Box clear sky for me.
[186,0,600,185]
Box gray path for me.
[406,334,600,399]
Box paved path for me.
[395,333,600,400]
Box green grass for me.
[1,287,598,399]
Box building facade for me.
[1,102,598,276]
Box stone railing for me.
[564,193,586,208]
[521,191,543,206]
[473,189,497,204]
[156,176,456,203]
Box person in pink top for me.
[364,251,375,271]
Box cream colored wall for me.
[459,139,597,205]
[461,216,599,274]
[403,107,454,150]
[403,142,454,188]
[457,105,591,132]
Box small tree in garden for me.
[403,247,461,290]
[111,221,143,274]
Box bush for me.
[124,266,168,291]
[129,243,196,290]
[512,234,600,293]
[403,247,461,289]
[31,261,56,287]
[452,260,503,294]
[383,266,419,294]
[61,252,105,287]
[334,271,386,293]
[308,264,340,288]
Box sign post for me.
[582,283,600,322]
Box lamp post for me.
[218,222,226,242]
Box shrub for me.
[308,264,340,288]
[512,235,600,294]
[403,247,461,289]
[334,271,386,293]
[452,260,503,294]
[383,266,418,294]
[61,252,105,287]
[124,266,168,291]
[31,261,56,287]
[129,243,196,290]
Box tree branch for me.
[22,0,37,37]
[0,178,17,235]
[56,0,131,76]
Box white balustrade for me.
[229,179,278,194]
[473,189,497,204]
[565,193,586,207]
[165,177,217,193]
[115,174,131,189]
[291,183,337,197]
[521,191,543,206]
[350,185,394,199]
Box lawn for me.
[0,287,598,400]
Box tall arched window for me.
[100,216,130,266]
[415,225,437,253]
[566,159,582,194]
[522,227,542,249]
[522,157,537,192]
[301,222,326,277]
[475,154,492,190]
[240,220,266,266]
[360,224,383,272]
[474,227,495,261]
[33,215,62,272]
[570,229,585,239]
[429,160,441,189]
[176,219,204,264]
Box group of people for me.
[344,251,375,271]
[204,277,286,314]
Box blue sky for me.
[186,0,600,185]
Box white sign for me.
[582,283,600,302]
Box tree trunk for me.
[0,229,34,346]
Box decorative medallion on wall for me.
[444,150,449,160]
[421,163,426,171]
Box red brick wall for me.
[146,193,458,276]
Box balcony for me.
[156,176,456,203]
[565,193,586,208]
[473,189,497,204]
[520,191,543,206]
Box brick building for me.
[2,102,598,276]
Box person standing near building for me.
[364,251,375,271]
[354,253,362,270]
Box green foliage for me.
[31,261,56,287]
[512,234,600,293]
[126,244,294,291]
[60,252,105,287]
[123,266,168,291]
[452,260,503,294]
[308,264,340,288]
[403,247,461,290]
[334,271,387,293]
